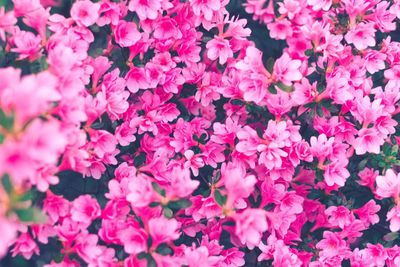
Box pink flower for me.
[387,205,400,232]
[119,226,148,254]
[352,127,384,155]
[345,23,376,50]
[0,218,17,258]
[222,162,257,208]
[325,206,352,229]
[324,160,350,187]
[268,19,293,40]
[128,0,161,20]
[0,7,17,41]
[236,126,260,156]
[11,232,40,260]
[70,0,100,27]
[114,21,141,47]
[71,195,101,225]
[364,50,387,74]
[43,191,70,223]
[234,209,268,249]
[376,169,400,199]
[206,36,233,65]
[353,200,381,226]
[307,0,332,11]
[153,17,182,40]
[11,30,42,60]
[190,0,221,20]
[148,217,180,247]
[316,231,350,259]
[273,53,302,85]
[125,67,149,93]
[184,150,205,176]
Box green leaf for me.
[15,207,47,223]
[1,174,12,194]
[214,190,227,207]
[168,199,192,210]
[276,82,293,92]
[0,109,14,130]
[265,57,275,73]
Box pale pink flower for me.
[376,169,400,199]
[190,0,221,20]
[387,205,400,232]
[0,218,17,258]
[11,30,42,60]
[307,0,331,11]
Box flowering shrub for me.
[2,0,400,266]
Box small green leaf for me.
[276,82,293,92]
[163,207,173,218]
[1,174,12,194]
[168,199,192,210]
[214,190,227,207]
[268,84,277,94]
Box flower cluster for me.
[1,0,400,266]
